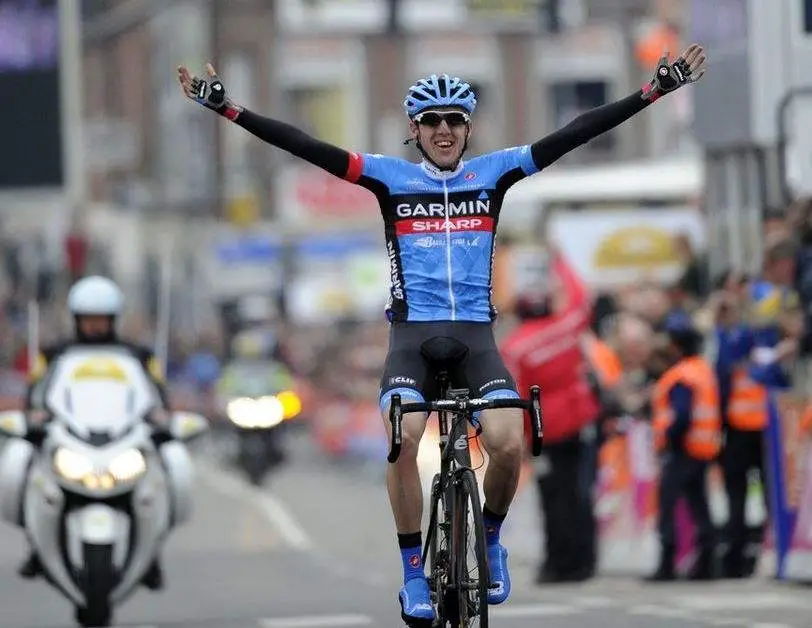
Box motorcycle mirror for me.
[0,410,27,438]
[169,411,209,442]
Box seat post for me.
[437,369,449,399]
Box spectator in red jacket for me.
[501,246,600,583]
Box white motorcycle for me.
[0,346,208,627]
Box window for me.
[688,0,747,44]
[81,0,115,18]
[806,0,812,33]
[550,80,613,154]
[0,0,62,188]
[540,0,586,33]
[285,86,350,149]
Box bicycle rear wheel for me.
[451,469,488,628]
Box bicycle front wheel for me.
[451,468,488,628]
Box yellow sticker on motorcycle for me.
[70,358,129,383]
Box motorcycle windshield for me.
[62,380,138,434]
[220,360,292,398]
[43,347,160,441]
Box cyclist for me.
[178,44,706,624]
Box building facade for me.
[79,0,692,223]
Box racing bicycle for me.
[388,342,543,627]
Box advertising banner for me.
[548,208,706,288]
[595,419,731,575]
[765,391,812,580]
[287,232,389,324]
[595,421,660,573]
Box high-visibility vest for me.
[582,334,623,389]
[801,405,812,435]
[652,356,721,461]
[726,367,768,431]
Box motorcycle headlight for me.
[53,448,94,482]
[53,447,146,488]
[227,396,284,428]
[108,449,147,483]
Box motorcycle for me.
[220,360,302,485]
[0,347,208,627]
[227,390,302,485]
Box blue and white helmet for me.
[403,74,477,118]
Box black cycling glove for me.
[180,64,243,121]
[642,44,706,102]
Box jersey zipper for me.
[442,176,456,321]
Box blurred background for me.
[4,1,812,626]
[0,0,747,409]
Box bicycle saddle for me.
[420,336,469,366]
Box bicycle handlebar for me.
[387,385,544,463]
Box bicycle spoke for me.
[452,470,488,628]
[428,474,452,625]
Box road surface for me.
[0,430,809,627]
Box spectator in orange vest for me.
[647,311,721,582]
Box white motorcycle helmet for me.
[68,276,124,316]
[67,276,124,341]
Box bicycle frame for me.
[428,376,478,583]
[387,381,542,626]
[437,379,478,473]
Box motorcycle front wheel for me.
[75,544,114,627]
[240,430,275,485]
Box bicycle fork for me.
[428,414,472,620]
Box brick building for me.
[80,0,692,221]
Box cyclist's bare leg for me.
[380,405,429,532]
[478,407,525,514]
[478,407,524,604]
[381,404,435,620]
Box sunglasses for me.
[413,110,471,128]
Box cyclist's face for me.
[409,107,471,168]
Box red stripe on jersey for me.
[345,152,364,183]
[395,216,494,235]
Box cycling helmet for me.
[67,276,124,317]
[403,74,477,118]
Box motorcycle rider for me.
[19,275,170,590]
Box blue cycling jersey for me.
[346,147,540,323]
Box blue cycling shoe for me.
[399,576,435,625]
[487,544,511,605]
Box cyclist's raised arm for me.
[177,63,356,181]
[234,110,355,179]
[530,44,706,171]
[530,90,648,171]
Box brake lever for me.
[530,385,544,456]
[387,394,403,463]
